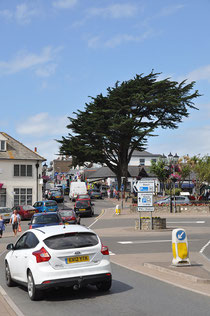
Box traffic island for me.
[135,217,166,230]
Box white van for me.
[69,181,87,201]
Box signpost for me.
[136,180,155,230]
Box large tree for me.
[58,72,200,190]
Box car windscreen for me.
[44,232,99,250]
[78,195,89,199]
[0,208,11,213]
[75,201,89,208]
[45,201,57,207]
[22,205,35,210]
[59,210,74,217]
[32,214,60,224]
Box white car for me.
[5,225,112,300]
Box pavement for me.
[1,199,210,315]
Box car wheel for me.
[27,271,42,301]
[96,278,112,291]
[5,262,15,287]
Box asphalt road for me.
[1,199,210,315]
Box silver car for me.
[155,196,191,205]
[0,207,13,223]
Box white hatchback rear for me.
[5,225,112,300]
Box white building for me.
[0,132,45,208]
[129,150,162,166]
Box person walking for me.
[0,215,5,238]
[9,209,21,236]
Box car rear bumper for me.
[36,273,112,289]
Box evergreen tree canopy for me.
[58,72,200,189]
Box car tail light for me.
[32,247,51,263]
[101,244,109,255]
[71,216,76,220]
[29,225,32,229]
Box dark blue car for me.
[28,212,63,229]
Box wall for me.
[0,159,43,208]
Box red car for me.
[57,209,80,225]
[76,194,91,202]
[13,205,39,220]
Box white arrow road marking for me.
[167,221,205,224]
[109,251,115,256]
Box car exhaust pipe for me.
[73,284,80,291]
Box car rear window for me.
[75,201,89,207]
[32,214,60,224]
[22,205,35,210]
[44,232,99,250]
[45,201,57,207]
[59,210,74,217]
[0,208,12,213]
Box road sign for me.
[138,192,153,207]
[137,207,154,212]
[134,180,155,193]
[176,230,186,241]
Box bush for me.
[165,188,182,196]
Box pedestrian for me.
[0,215,5,238]
[9,209,21,236]
[107,188,111,199]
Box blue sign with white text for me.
[176,230,186,241]
[140,187,149,192]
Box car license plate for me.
[30,211,35,214]
[4,214,10,217]
[65,256,89,264]
[49,208,54,211]
[55,196,59,198]
[79,208,86,211]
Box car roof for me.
[28,224,95,240]
[33,212,58,217]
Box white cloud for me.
[105,31,152,48]
[0,3,39,24]
[53,0,78,9]
[185,65,210,82]
[35,64,57,77]
[15,3,39,24]
[159,4,185,17]
[88,4,137,19]
[87,36,101,48]
[16,113,69,137]
[0,46,62,76]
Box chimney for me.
[34,147,37,152]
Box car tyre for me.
[96,278,112,291]
[5,262,15,287]
[27,271,42,301]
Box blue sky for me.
[1,0,210,163]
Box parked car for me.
[5,225,112,300]
[47,189,64,203]
[88,189,103,199]
[12,205,39,220]
[0,207,13,223]
[28,212,63,229]
[33,200,58,213]
[74,200,94,217]
[57,209,80,225]
[155,196,191,205]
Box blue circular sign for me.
[176,230,186,241]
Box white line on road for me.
[118,239,199,245]
[200,240,210,253]
[167,221,205,224]
[109,251,115,256]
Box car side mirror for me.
[91,202,95,206]
[7,243,14,250]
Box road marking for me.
[118,239,199,245]
[167,221,205,224]
[109,251,115,256]
[88,209,106,228]
[200,240,210,253]
[0,250,7,257]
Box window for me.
[14,188,32,206]
[25,232,39,249]
[139,159,145,166]
[0,140,6,151]
[0,188,6,207]
[44,232,99,250]
[14,164,32,177]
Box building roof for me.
[131,150,162,157]
[83,166,154,180]
[0,132,45,161]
